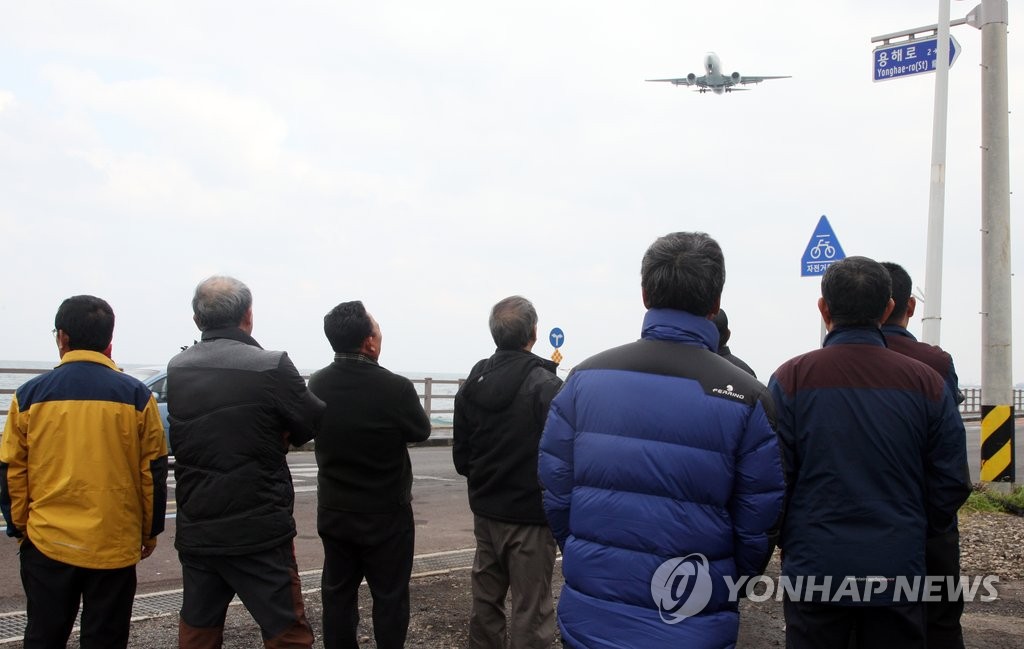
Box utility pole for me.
[970,0,1015,486]
[921,0,952,345]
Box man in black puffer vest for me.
[454,295,562,649]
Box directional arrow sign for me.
[549,327,565,349]
[873,35,961,82]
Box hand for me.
[141,544,155,560]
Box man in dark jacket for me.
[712,308,756,377]
[168,276,326,649]
[768,257,971,649]
[453,295,562,649]
[308,301,431,649]
[538,232,784,649]
[881,261,968,649]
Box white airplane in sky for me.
[647,52,790,94]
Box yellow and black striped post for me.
[980,405,1015,483]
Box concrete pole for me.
[974,0,1014,484]
[921,0,952,345]
[979,0,1011,406]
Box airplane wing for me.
[645,76,705,87]
[737,75,791,86]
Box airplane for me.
[647,52,790,94]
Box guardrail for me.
[2,368,1022,420]
[0,368,464,427]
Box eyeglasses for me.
[51,328,58,339]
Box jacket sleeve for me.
[275,352,326,448]
[728,392,785,578]
[767,372,798,551]
[538,382,576,549]
[397,378,431,444]
[0,396,27,538]
[925,390,972,534]
[138,394,169,545]
[944,354,966,405]
[452,388,471,477]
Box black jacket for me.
[168,328,325,555]
[453,349,561,524]
[308,355,431,513]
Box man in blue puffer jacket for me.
[538,231,785,649]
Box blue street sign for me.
[873,35,960,82]
[549,327,565,349]
[801,215,847,277]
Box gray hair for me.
[192,276,252,331]
[489,296,538,350]
[641,232,725,316]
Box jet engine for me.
[687,73,697,84]
[730,71,741,82]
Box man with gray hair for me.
[454,296,562,649]
[168,276,325,648]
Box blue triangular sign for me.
[801,215,846,277]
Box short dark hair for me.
[489,296,538,350]
[55,295,114,352]
[192,276,252,331]
[641,232,725,315]
[713,308,731,347]
[880,262,912,324]
[324,301,373,353]
[821,256,892,327]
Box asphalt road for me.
[0,419,1014,614]
[0,446,472,613]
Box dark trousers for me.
[785,598,926,649]
[926,529,965,649]
[178,540,313,649]
[19,538,137,649]
[318,505,415,649]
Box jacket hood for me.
[461,350,557,412]
[641,308,719,352]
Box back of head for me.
[489,296,538,350]
[712,308,730,347]
[55,295,115,352]
[880,262,912,324]
[821,256,892,327]
[192,276,252,331]
[641,232,725,315]
[324,301,373,353]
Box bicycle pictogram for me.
[809,238,836,260]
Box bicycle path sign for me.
[801,215,847,277]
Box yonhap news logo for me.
[649,552,1002,624]
[650,554,713,624]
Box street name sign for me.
[873,35,961,82]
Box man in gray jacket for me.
[168,276,325,649]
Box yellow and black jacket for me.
[0,351,168,569]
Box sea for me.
[0,361,464,435]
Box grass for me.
[961,484,1024,515]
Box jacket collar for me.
[880,324,916,341]
[57,349,120,371]
[641,308,719,352]
[200,327,263,349]
[823,326,889,349]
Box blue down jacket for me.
[538,309,785,649]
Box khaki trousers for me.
[469,515,557,649]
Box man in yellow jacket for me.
[0,295,168,649]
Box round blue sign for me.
[549,327,565,349]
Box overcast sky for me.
[1,1,1021,384]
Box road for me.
[0,446,473,613]
[0,419,1014,614]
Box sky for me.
[1,1,1021,384]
